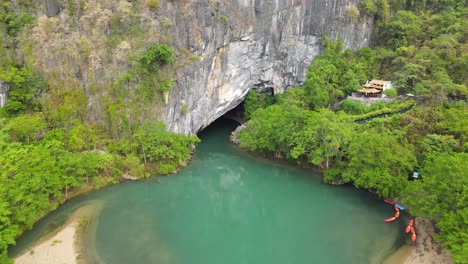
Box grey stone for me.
[0,80,9,108]
[160,0,372,134]
[44,0,60,17]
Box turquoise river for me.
[11,119,407,264]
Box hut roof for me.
[358,88,381,93]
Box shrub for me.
[141,44,173,70]
[347,5,360,22]
[147,0,160,11]
[181,105,188,115]
[6,113,46,142]
[338,99,367,114]
[134,121,200,174]
[244,90,275,120]
[160,80,174,92]
[384,89,397,97]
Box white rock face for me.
[161,0,373,134]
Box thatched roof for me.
[361,79,391,91]
[358,88,381,93]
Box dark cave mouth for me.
[221,87,275,125]
[222,103,246,125]
[198,87,275,136]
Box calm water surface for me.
[11,119,406,264]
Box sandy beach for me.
[15,223,78,264]
[385,218,454,264]
[14,204,98,264]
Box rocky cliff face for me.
[19,0,372,135]
[160,0,373,134]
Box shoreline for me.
[384,218,453,264]
[14,204,100,264]
[11,135,454,264]
[232,124,455,264]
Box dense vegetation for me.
[0,1,199,263]
[240,0,467,262]
[0,0,466,263]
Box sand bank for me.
[15,224,78,264]
[15,204,98,264]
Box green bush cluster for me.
[147,0,160,11]
[351,100,415,122]
[243,90,275,120]
[0,11,33,37]
[383,88,397,97]
[141,44,174,70]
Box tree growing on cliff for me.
[141,44,174,71]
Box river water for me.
[11,119,406,264]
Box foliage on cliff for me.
[240,1,467,262]
[0,1,199,262]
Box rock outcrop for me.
[0,80,9,108]
[19,0,372,135]
[160,0,373,134]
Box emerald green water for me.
[11,119,406,264]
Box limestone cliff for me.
[159,0,372,134]
[17,0,372,135]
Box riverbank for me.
[385,218,453,264]
[14,204,99,264]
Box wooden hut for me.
[356,79,392,97]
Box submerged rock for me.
[229,124,247,145]
[122,173,138,181]
[330,179,345,185]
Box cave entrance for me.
[222,103,246,125]
[220,87,274,125]
[199,87,275,135]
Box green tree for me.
[141,44,173,71]
[6,114,46,143]
[0,198,18,264]
[243,90,274,120]
[437,102,468,145]
[239,104,310,156]
[0,68,46,115]
[134,121,199,174]
[393,62,426,94]
[290,109,354,169]
[304,59,339,109]
[337,127,416,198]
[385,11,423,48]
[418,134,457,162]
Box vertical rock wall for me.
[159,0,373,134]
